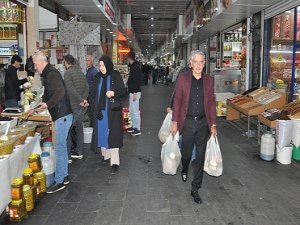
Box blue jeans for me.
[54,113,73,184]
[67,108,85,157]
[129,92,141,130]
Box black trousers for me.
[181,117,209,191]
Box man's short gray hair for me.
[190,50,206,62]
[32,50,48,62]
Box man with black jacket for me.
[4,55,30,108]
[31,51,73,194]
[127,52,142,136]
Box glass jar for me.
[33,178,40,200]
[34,171,46,194]
[9,199,27,222]
[22,168,34,186]
[11,178,23,200]
[28,153,42,173]
[22,185,34,212]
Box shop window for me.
[269,9,299,92]
[222,27,242,69]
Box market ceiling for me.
[50,0,283,59]
[46,0,190,59]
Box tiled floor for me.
[1,83,300,225]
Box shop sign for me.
[105,0,115,23]
[118,48,130,53]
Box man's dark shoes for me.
[181,171,188,182]
[191,190,202,204]
[111,164,119,174]
[127,127,135,133]
[63,176,70,185]
[46,182,65,194]
[131,129,141,136]
[71,152,83,159]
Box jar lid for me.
[23,168,33,175]
[34,171,44,176]
[43,142,52,147]
[41,152,50,157]
[28,153,38,159]
[12,178,23,185]
[23,184,30,191]
[11,199,22,204]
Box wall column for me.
[26,0,39,56]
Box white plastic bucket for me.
[276,145,293,165]
[83,127,93,143]
[260,133,275,161]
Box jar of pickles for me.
[9,199,27,222]
[23,168,34,186]
[11,178,23,200]
[28,153,42,173]
[23,185,34,212]
[34,171,46,194]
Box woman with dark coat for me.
[89,56,127,174]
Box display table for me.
[0,113,51,122]
[0,134,42,214]
[226,91,287,137]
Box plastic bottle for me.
[40,152,54,187]
[260,133,275,161]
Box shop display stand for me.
[226,90,287,138]
[257,114,276,143]
[0,113,54,143]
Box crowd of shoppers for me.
[8,49,215,205]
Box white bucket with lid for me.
[276,145,293,165]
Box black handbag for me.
[109,98,122,111]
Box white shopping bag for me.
[158,112,172,143]
[276,120,293,148]
[161,132,181,175]
[204,136,223,177]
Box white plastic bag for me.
[161,132,181,175]
[158,112,172,143]
[204,136,223,177]
[276,120,293,148]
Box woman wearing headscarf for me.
[89,56,127,174]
